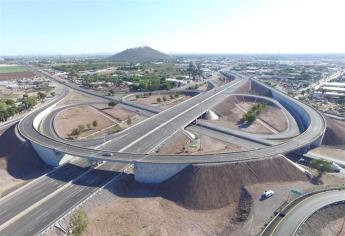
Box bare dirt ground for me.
[133,93,192,110]
[49,179,236,236]
[210,97,287,135]
[0,126,49,198]
[156,131,244,155]
[92,104,136,122]
[55,105,114,139]
[196,83,210,91]
[47,157,345,236]
[57,89,104,106]
[309,146,345,162]
[223,181,315,235]
[258,106,287,132]
[155,131,190,154]
[192,135,244,155]
[323,116,345,147]
[0,71,34,81]
[299,203,345,236]
[210,102,270,134]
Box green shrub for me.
[69,210,88,236]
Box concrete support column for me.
[134,162,189,184]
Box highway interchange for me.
[17,75,326,164]
[0,67,343,235]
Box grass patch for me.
[0,66,29,74]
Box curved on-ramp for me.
[263,189,345,236]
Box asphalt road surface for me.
[270,190,345,236]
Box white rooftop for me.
[321,82,345,87]
[322,86,345,92]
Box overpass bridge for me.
[18,72,326,183]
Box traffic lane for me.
[0,162,89,226]
[125,81,246,154]
[20,78,244,156]
[272,190,345,236]
[0,162,126,236]
[188,125,264,149]
[101,79,244,151]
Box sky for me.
[1,0,345,55]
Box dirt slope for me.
[159,156,307,210]
[0,125,47,180]
[322,116,345,147]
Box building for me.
[313,82,345,100]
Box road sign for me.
[290,189,303,196]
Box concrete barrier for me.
[30,95,74,166]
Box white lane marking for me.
[0,165,94,232]
[118,79,244,152]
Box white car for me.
[331,162,342,173]
[262,190,275,198]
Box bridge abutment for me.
[134,162,188,183]
[31,142,74,166]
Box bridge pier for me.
[134,162,188,184]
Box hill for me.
[109,46,169,62]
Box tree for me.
[22,96,37,109]
[78,124,85,133]
[108,100,118,108]
[156,97,161,103]
[243,112,256,123]
[50,92,56,97]
[127,115,132,125]
[310,159,332,177]
[5,99,14,106]
[69,210,88,236]
[7,105,18,117]
[0,108,9,122]
[71,128,81,136]
[92,120,98,128]
[37,92,47,101]
[163,96,167,102]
